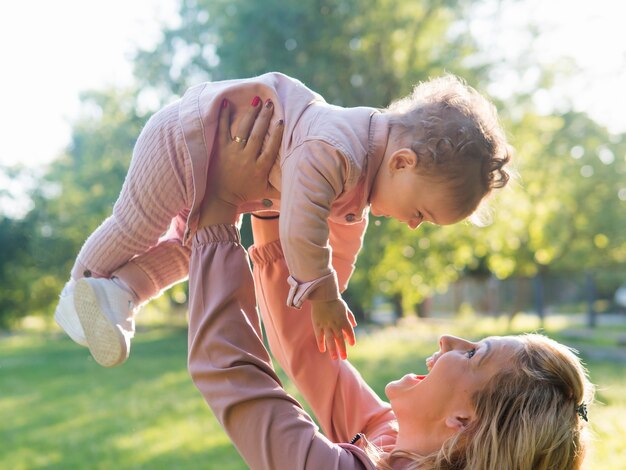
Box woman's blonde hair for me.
[385,75,513,224]
[372,334,594,470]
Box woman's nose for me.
[440,335,472,352]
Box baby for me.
[55,72,512,366]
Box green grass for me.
[1,327,246,470]
[2,315,625,469]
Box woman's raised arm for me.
[187,100,375,469]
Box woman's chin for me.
[385,373,427,399]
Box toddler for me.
[55,72,512,366]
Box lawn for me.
[1,314,625,469]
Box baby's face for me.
[369,169,464,229]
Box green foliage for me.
[351,219,478,312]
[478,111,626,278]
[134,0,487,106]
[0,89,146,323]
[349,108,626,313]
[0,216,30,327]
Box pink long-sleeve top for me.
[179,72,390,308]
[188,225,398,470]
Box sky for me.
[472,0,626,133]
[0,0,624,171]
[0,0,179,168]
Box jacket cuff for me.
[193,224,240,245]
[286,272,340,309]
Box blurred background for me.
[1,0,625,468]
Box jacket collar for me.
[361,111,390,209]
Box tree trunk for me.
[585,271,597,328]
[391,293,403,324]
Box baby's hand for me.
[310,298,357,360]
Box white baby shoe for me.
[74,277,137,368]
[54,279,88,347]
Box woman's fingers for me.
[233,96,263,145]
[249,100,284,172]
[217,99,232,148]
[246,99,274,154]
[257,120,284,172]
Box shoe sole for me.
[74,279,128,367]
[54,304,88,347]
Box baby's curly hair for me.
[385,75,513,224]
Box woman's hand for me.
[199,98,284,227]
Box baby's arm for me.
[279,141,358,357]
[310,298,356,360]
[250,218,397,449]
[310,215,369,359]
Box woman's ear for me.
[444,414,472,432]
[388,148,418,172]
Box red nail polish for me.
[265,99,273,108]
[221,99,228,108]
[251,96,261,107]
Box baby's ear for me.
[389,148,418,171]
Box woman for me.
[187,103,594,469]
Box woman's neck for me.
[394,419,453,456]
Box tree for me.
[477,111,626,278]
[0,215,31,327]
[1,89,146,323]
[134,0,490,107]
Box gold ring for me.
[233,136,247,144]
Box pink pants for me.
[70,101,194,303]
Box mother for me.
[187,103,594,469]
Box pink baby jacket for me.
[178,72,390,307]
